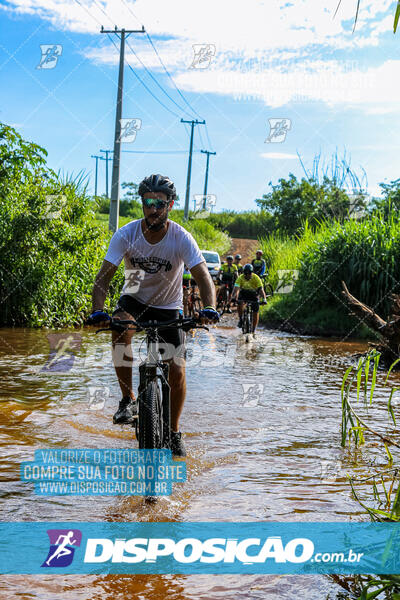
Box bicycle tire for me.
[139,379,163,449]
[242,305,251,335]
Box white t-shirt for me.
[105,219,205,309]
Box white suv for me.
[201,250,221,281]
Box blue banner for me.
[0,522,400,574]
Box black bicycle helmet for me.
[138,174,177,201]
[226,255,233,261]
[243,263,253,273]
[235,254,241,260]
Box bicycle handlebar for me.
[95,315,210,334]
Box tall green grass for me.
[295,215,400,315]
[259,221,315,290]
[259,215,400,336]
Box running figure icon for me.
[45,531,77,566]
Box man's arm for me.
[190,262,216,308]
[257,286,267,302]
[92,260,118,311]
[231,284,240,300]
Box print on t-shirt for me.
[129,256,172,274]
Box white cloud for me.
[173,58,400,110]
[261,152,298,159]
[2,0,398,111]
[2,0,394,46]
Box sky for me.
[1,0,400,212]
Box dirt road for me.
[224,237,259,263]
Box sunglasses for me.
[142,197,170,209]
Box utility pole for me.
[101,25,145,232]
[100,149,112,198]
[200,149,216,209]
[91,154,103,198]
[181,119,205,220]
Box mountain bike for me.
[183,284,202,317]
[241,299,266,343]
[187,285,202,317]
[96,315,207,450]
[216,282,233,314]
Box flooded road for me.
[0,320,397,599]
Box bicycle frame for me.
[138,326,171,448]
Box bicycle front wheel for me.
[139,379,163,449]
[242,306,251,334]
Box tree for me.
[370,179,400,220]
[256,174,366,235]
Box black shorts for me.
[220,279,234,293]
[238,290,259,312]
[113,295,185,359]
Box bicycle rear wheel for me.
[139,379,163,449]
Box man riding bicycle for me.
[232,263,267,336]
[251,249,266,277]
[217,255,238,313]
[233,254,243,274]
[87,174,219,457]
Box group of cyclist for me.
[183,249,269,334]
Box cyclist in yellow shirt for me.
[217,255,238,312]
[233,254,243,274]
[232,263,267,334]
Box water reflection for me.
[0,322,395,598]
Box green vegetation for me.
[331,352,400,599]
[259,215,400,337]
[0,124,229,327]
[206,168,367,240]
[0,123,124,327]
[256,174,366,235]
[208,210,273,239]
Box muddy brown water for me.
[0,319,399,599]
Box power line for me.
[121,149,199,154]
[198,126,206,151]
[118,0,145,28]
[73,0,103,27]
[204,123,214,152]
[107,33,182,119]
[145,32,204,121]
[125,37,193,118]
